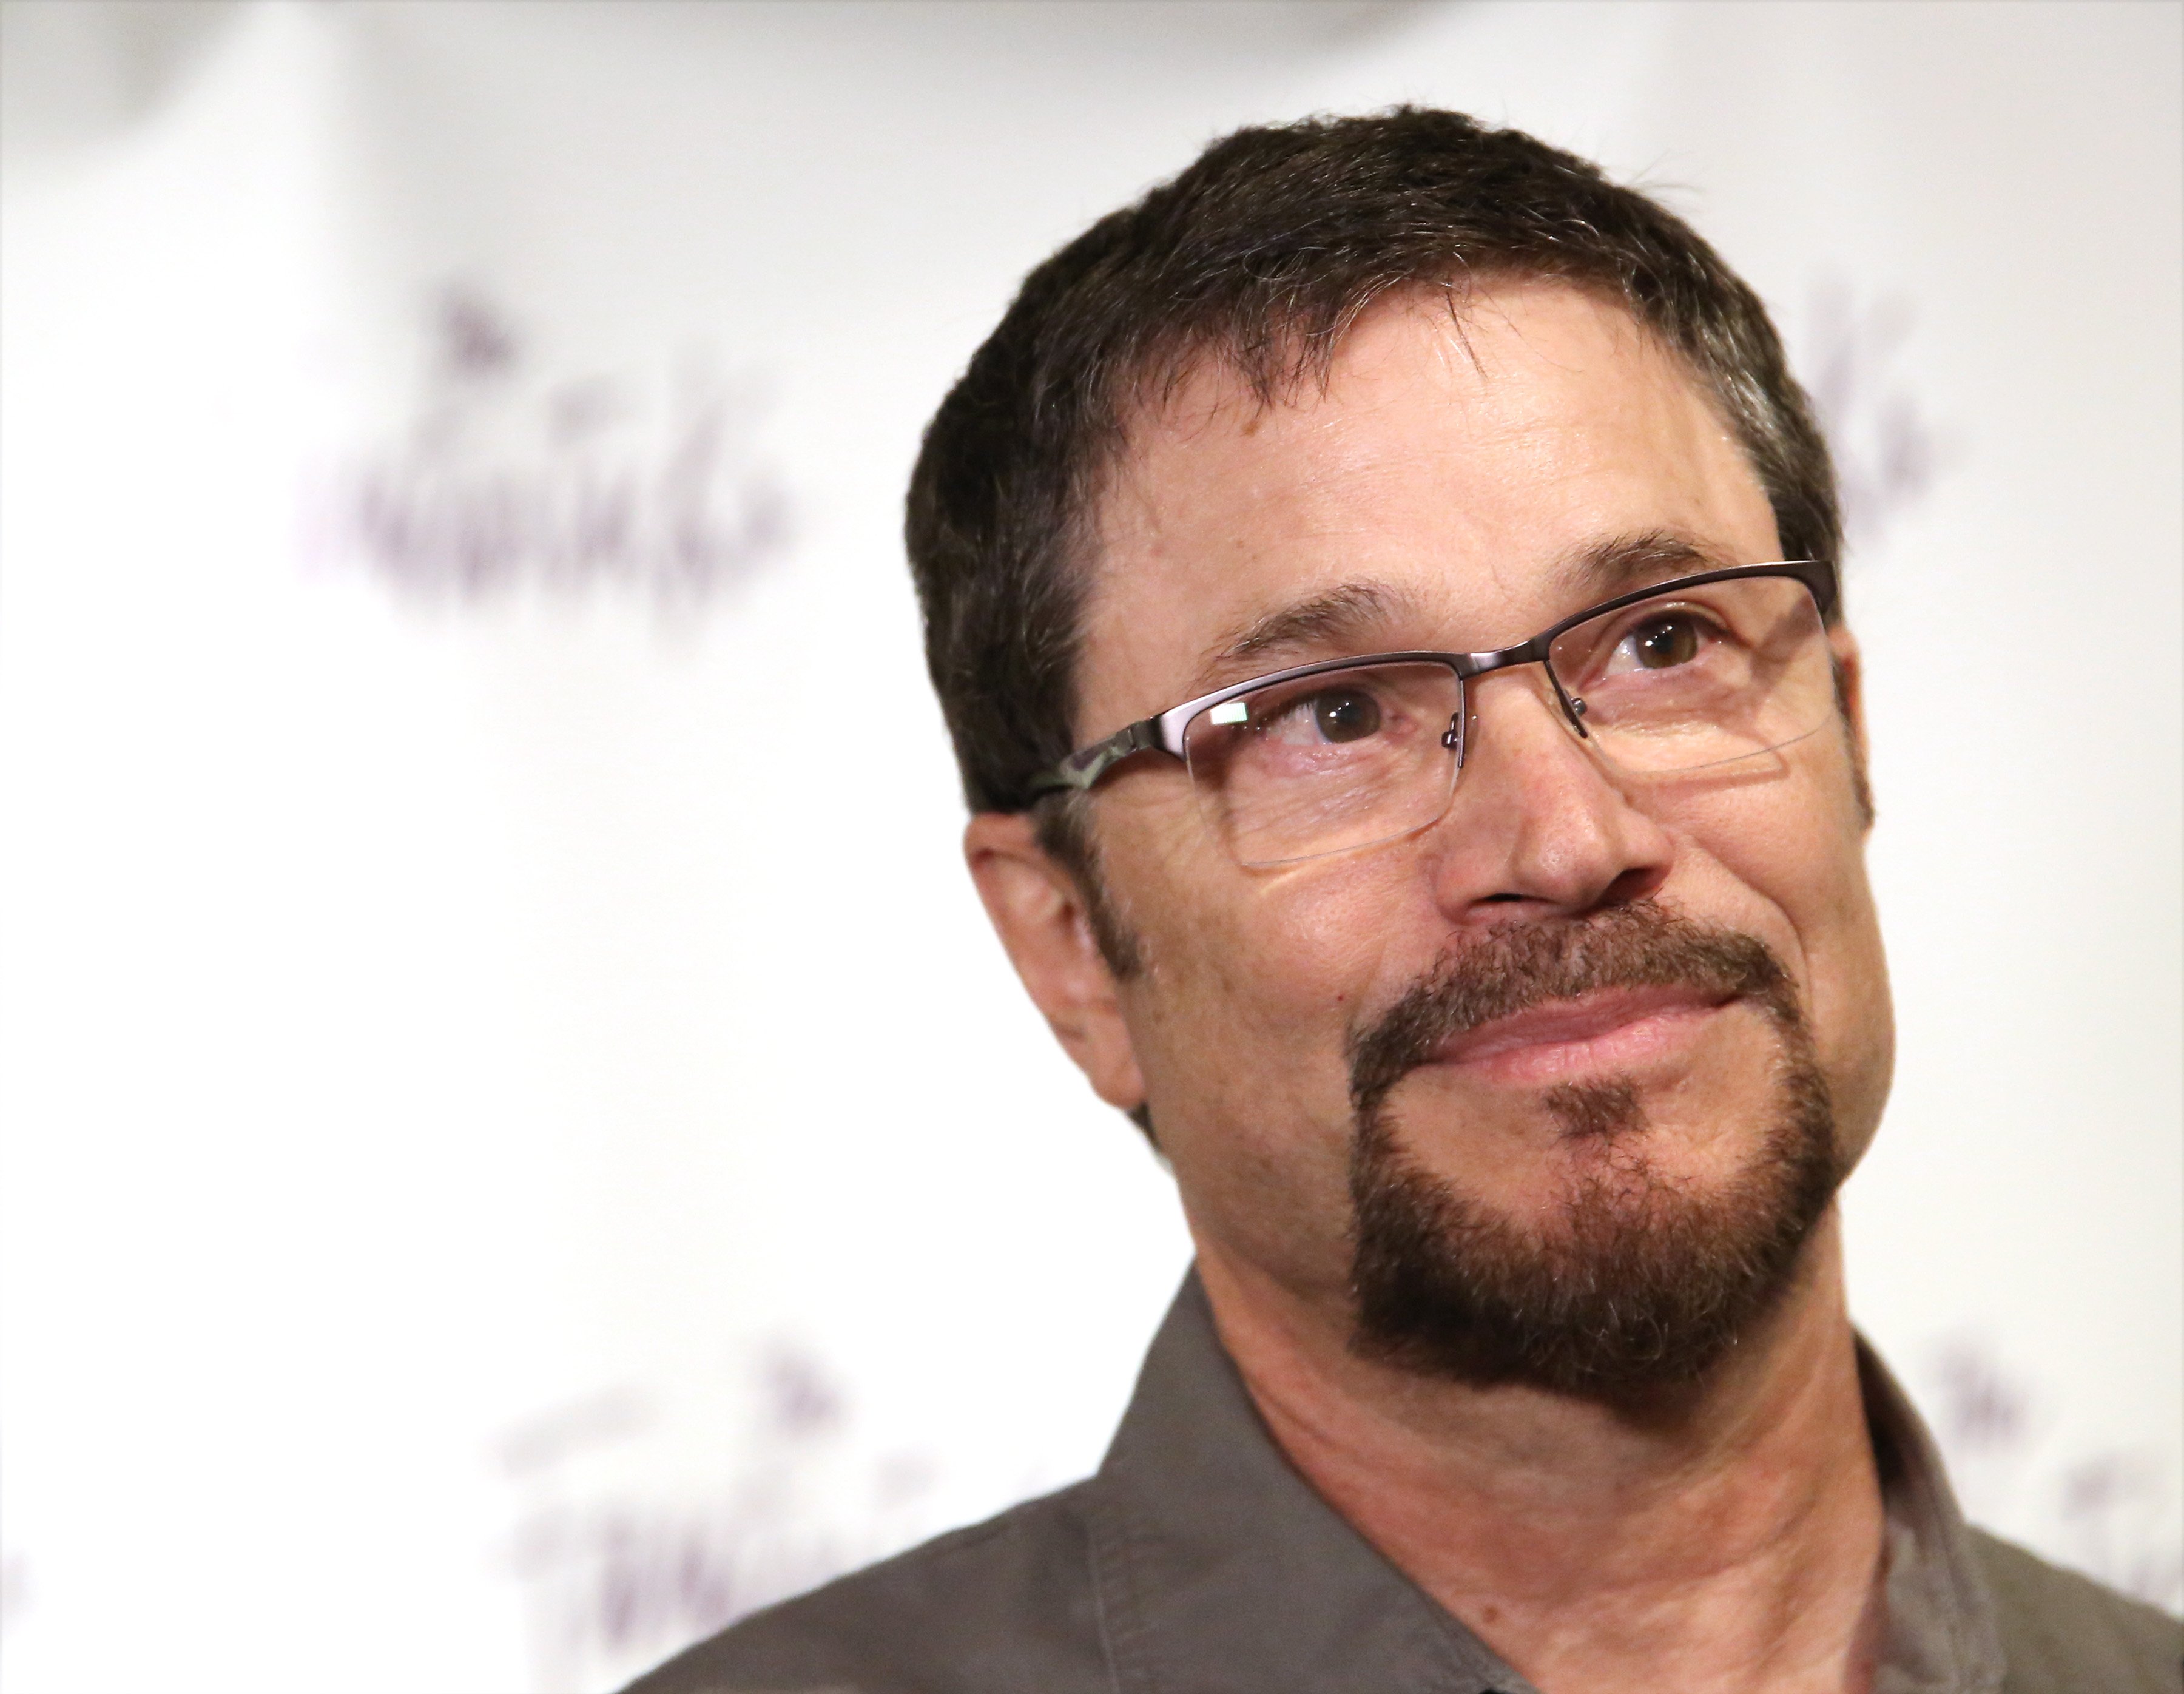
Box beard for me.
[1344,901,1842,1401]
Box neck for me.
[1194,1210,1886,1694]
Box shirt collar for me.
[1859,1337,2007,1693]
[1088,1270,1530,1693]
[1089,1269,2004,1694]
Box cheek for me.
[1650,749,1894,1134]
[1116,848,1440,1286]
[1121,841,1429,1117]
[1190,853,1433,1027]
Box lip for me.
[1429,986,1736,1085]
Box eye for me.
[1306,688,1382,742]
[1616,612,1704,671]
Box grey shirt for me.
[627,1272,2182,1694]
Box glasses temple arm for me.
[1027,717,1164,797]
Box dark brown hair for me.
[905,107,1839,842]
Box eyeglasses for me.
[1031,560,1841,868]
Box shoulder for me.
[1970,1528,2182,1694]
[617,1479,1110,1694]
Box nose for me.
[1425,663,1674,924]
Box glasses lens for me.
[1183,661,1462,866]
[1546,575,1833,774]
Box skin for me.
[965,280,1897,1694]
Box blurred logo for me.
[497,1348,954,1694]
[1798,280,1947,555]
[320,285,791,605]
[1922,1333,2182,1613]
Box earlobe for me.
[963,812,1148,1113]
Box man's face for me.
[1070,281,1893,1352]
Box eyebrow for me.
[1197,579,1415,685]
[1554,529,1739,602]
[1190,530,1744,690]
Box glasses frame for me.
[1028,559,1839,806]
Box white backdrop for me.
[2,4,2177,1691]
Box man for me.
[631,110,2180,1694]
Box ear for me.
[963,811,1147,1115]
[1828,623,1875,830]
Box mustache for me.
[1346,901,1798,1121]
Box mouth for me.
[1429,985,1737,1086]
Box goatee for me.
[1344,902,1841,1400]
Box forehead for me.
[1077,280,1782,727]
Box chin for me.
[1348,1058,1844,1400]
